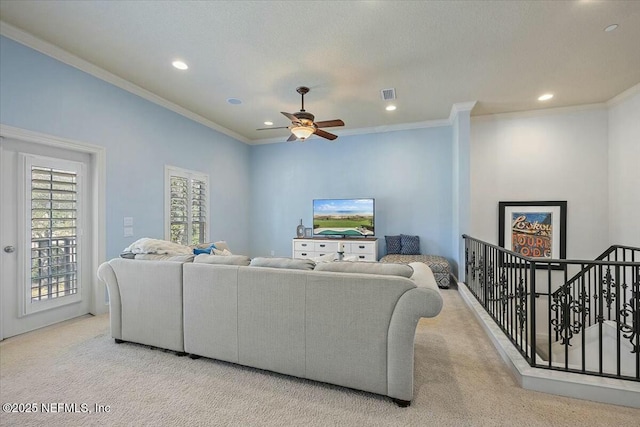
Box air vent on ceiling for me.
[380,88,396,101]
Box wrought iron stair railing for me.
[550,245,638,336]
[462,235,639,381]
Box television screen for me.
[313,198,375,237]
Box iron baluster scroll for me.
[550,286,588,346]
[600,267,617,311]
[465,244,475,289]
[619,270,639,354]
[477,255,485,294]
[486,262,497,301]
[515,277,527,332]
[465,246,470,278]
[488,267,509,315]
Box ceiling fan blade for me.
[256,126,289,130]
[314,119,344,128]
[281,112,300,123]
[314,129,338,141]
[286,133,298,142]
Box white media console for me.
[292,238,379,262]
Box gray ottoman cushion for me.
[380,254,451,288]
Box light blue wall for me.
[249,127,455,262]
[1,36,457,266]
[0,36,251,258]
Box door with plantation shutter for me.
[0,138,91,339]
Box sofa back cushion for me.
[133,254,195,262]
[314,261,413,278]
[194,254,251,266]
[249,257,315,270]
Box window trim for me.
[164,165,210,245]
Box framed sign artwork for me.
[498,201,567,269]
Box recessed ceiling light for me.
[604,24,618,32]
[172,60,188,70]
[264,121,273,126]
[227,98,242,105]
[538,93,554,101]
[385,105,397,111]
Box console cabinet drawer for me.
[292,238,378,262]
[293,241,313,251]
[294,250,315,259]
[352,253,376,262]
[348,242,375,254]
[314,241,339,252]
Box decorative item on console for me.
[296,219,305,238]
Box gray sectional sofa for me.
[97,256,443,406]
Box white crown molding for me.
[471,102,607,122]
[0,22,250,144]
[250,118,453,145]
[448,101,477,122]
[607,82,640,108]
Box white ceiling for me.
[1,1,639,144]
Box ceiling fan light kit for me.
[257,86,345,142]
[291,125,314,140]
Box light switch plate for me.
[123,217,134,226]
[124,227,134,237]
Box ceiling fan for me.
[257,86,345,142]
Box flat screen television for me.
[312,198,375,237]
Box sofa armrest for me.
[97,261,122,340]
[96,258,185,352]
[387,265,443,401]
[408,262,439,290]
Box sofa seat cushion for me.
[314,261,413,278]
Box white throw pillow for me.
[213,241,230,251]
[213,248,233,256]
[311,252,338,263]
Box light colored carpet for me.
[1,288,638,427]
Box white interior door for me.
[0,137,93,339]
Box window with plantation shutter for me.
[165,166,209,245]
